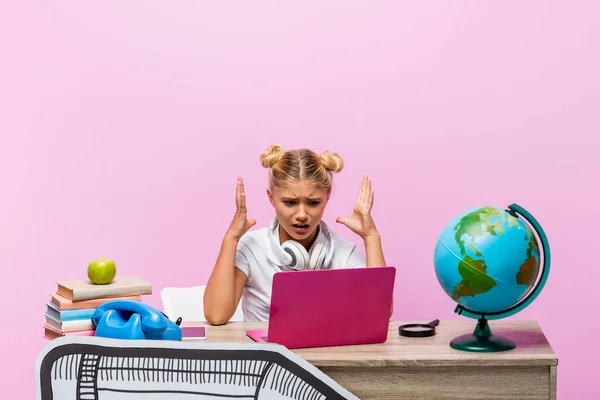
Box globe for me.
[434,203,551,352]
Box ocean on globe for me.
[434,206,541,315]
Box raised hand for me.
[336,176,378,239]
[226,177,256,240]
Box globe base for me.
[450,316,516,353]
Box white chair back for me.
[160,285,244,322]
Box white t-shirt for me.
[235,219,366,322]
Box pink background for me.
[1,2,598,398]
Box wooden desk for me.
[184,320,558,400]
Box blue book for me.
[46,302,95,321]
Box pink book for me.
[44,325,95,340]
[49,292,142,310]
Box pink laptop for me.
[246,266,396,349]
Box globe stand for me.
[450,316,515,352]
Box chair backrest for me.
[36,336,359,400]
[160,285,244,322]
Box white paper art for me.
[36,336,358,400]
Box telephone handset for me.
[92,299,182,341]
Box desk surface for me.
[183,319,557,368]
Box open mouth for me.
[292,223,309,232]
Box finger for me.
[247,218,256,228]
[235,179,245,214]
[367,179,373,206]
[239,177,248,213]
[357,176,365,203]
[235,177,241,209]
[366,190,374,210]
[239,193,247,214]
[360,176,368,204]
[238,178,245,210]
[336,216,348,226]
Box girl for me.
[204,144,389,324]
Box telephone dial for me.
[92,299,182,341]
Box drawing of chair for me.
[160,285,244,323]
[36,336,357,400]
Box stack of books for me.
[44,275,152,340]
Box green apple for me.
[87,258,117,285]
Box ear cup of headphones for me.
[309,241,327,270]
[281,240,310,270]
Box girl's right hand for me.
[226,177,256,240]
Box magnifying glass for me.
[399,319,440,338]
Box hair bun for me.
[260,144,285,168]
[319,150,344,173]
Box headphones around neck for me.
[270,219,333,271]
[281,239,328,271]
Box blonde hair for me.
[259,144,344,193]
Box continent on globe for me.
[449,206,537,303]
[451,255,496,301]
[450,207,507,300]
[453,206,518,256]
[516,234,541,286]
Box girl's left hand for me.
[336,176,379,239]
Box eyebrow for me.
[281,197,323,201]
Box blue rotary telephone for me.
[92,300,182,341]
